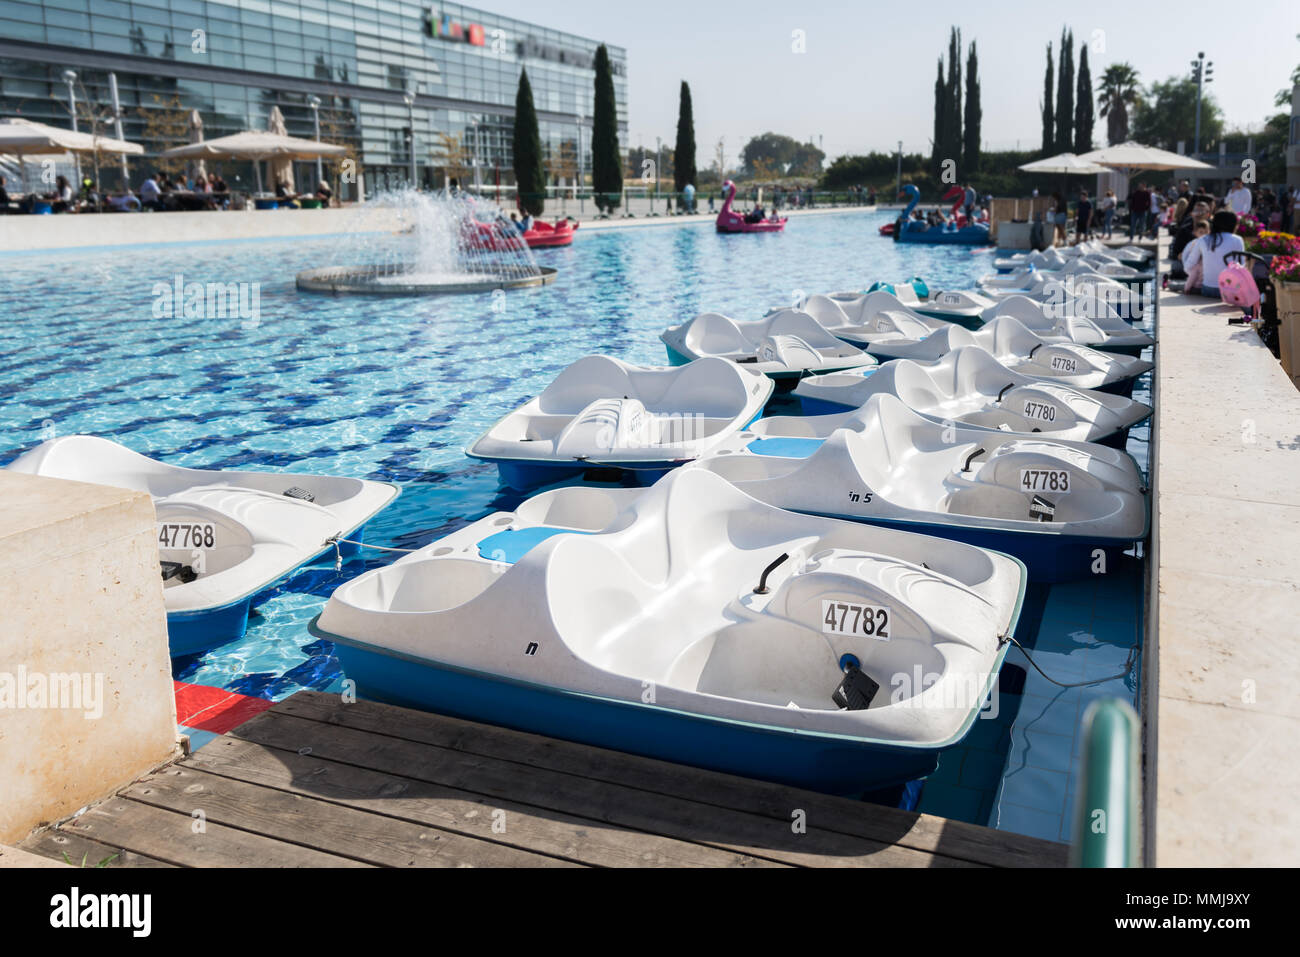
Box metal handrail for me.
[1071,698,1141,867]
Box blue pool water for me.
[0,209,1149,843]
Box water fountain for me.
[295,189,558,295]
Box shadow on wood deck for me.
[21,690,1068,868]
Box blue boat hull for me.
[165,525,368,658]
[897,225,991,246]
[490,458,676,491]
[315,625,1012,796]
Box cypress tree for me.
[963,40,981,173]
[945,27,962,175]
[1041,43,1054,155]
[673,81,696,192]
[931,58,946,180]
[1055,28,1074,152]
[1074,44,1094,153]
[591,43,622,213]
[512,68,545,216]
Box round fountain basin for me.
[295,264,558,296]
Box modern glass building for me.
[0,0,628,198]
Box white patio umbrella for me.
[159,130,344,194]
[1018,152,1110,175]
[1075,142,1215,177]
[1019,152,1111,195]
[0,117,142,191]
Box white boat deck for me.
[1150,267,1300,866]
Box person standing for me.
[1074,189,1094,244]
[1100,189,1117,238]
[1127,183,1150,239]
[1049,191,1067,246]
[1225,178,1253,216]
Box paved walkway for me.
[1151,283,1300,866]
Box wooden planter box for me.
[1276,280,1300,388]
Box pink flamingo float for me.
[715,179,787,233]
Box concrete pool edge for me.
[0,202,879,255]
[1150,248,1300,866]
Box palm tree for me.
[1097,63,1141,145]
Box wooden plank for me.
[15,832,174,869]
[124,765,576,868]
[274,691,1066,867]
[52,796,369,868]
[190,736,777,868]
[231,709,971,868]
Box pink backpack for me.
[1218,262,1260,316]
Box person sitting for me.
[744,205,766,224]
[106,192,141,212]
[1180,211,1244,299]
[274,180,300,208]
[0,174,14,214]
[315,179,333,206]
[519,211,534,232]
[50,175,74,213]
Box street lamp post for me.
[308,95,322,186]
[61,70,81,184]
[402,90,417,188]
[1190,52,1214,157]
[577,113,584,216]
[108,72,129,189]
[656,135,662,214]
[895,140,902,199]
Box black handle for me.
[962,447,986,472]
[753,552,790,594]
[1028,343,1043,358]
[996,383,1015,402]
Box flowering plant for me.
[1269,255,1300,284]
[1236,213,1263,237]
[1249,230,1300,257]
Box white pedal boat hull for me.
[5,436,398,656]
[661,308,877,384]
[466,355,774,489]
[861,316,1152,396]
[689,394,1149,582]
[313,468,1027,795]
[790,346,1153,446]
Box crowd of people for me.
[0,168,335,214]
[1036,177,1299,300]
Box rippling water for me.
[0,211,1139,707]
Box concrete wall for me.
[0,472,179,844]
[1151,286,1300,866]
[0,204,403,253]
[1,200,878,254]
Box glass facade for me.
[0,0,628,197]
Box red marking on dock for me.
[174,680,274,735]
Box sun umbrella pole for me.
[255,158,263,195]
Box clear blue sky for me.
[484,0,1298,164]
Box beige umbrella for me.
[186,109,207,187]
[1019,152,1111,195]
[159,130,344,194]
[1075,142,1215,177]
[0,117,142,191]
[1018,152,1110,175]
[266,106,293,194]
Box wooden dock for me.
[20,690,1067,868]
